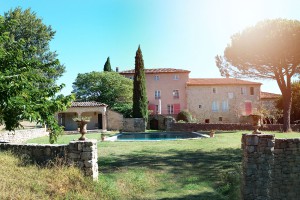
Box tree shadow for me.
[98,148,242,200]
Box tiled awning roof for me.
[71,101,107,107]
[187,78,262,86]
[261,92,281,99]
[120,68,190,74]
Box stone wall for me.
[123,118,146,132]
[107,109,123,131]
[170,122,300,132]
[0,139,98,180]
[0,128,48,143]
[241,134,300,200]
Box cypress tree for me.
[103,57,112,71]
[132,45,148,121]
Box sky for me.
[1,0,300,95]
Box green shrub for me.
[176,110,192,122]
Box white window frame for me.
[222,100,229,112]
[241,87,247,95]
[173,74,179,80]
[167,104,174,114]
[173,90,179,99]
[212,101,219,112]
[155,90,161,99]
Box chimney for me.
[116,67,119,72]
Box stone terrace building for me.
[186,78,262,123]
[56,101,107,131]
[120,68,190,116]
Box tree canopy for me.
[103,57,112,72]
[216,19,300,131]
[276,81,300,123]
[132,45,148,120]
[0,8,74,143]
[72,71,133,116]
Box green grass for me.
[27,131,117,144]
[7,131,300,199]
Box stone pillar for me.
[241,134,274,200]
[68,140,98,181]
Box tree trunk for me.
[282,90,292,132]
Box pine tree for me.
[132,45,148,121]
[103,57,112,72]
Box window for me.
[199,105,202,108]
[154,75,159,81]
[213,88,217,93]
[129,76,133,80]
[222,100,229,112]
[155,105,159,114]
[173,90,179,99]
[241,87,246,95]
[212,101,219,112]
[155,90,161,99]
[205,119,210,123]
[250,87,254,95]
[173,75,179,80]
[228,93,233,99]
[219,117,223,121]
[167,104,174,114]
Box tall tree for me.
[276,81,300,123]
[0,8,74,143]
[216,19,300,132]
[132,45,148,120]
[103,57,112,72]
[72,71,133,117]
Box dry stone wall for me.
[0,139,98,180]
[242,134,300,200]
[0,128,48,143]
[170,123,300,132]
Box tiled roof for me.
[187,78,262,86]
[261,92,281,99]
[119,68,190,74]
[71,101,107,107]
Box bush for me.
[112,103,133,118]
[176,110,192,122]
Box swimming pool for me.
[105,132,208,141]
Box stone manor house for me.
[56,67,280,131]
[120,68,280,124]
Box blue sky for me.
[1,0,300,95]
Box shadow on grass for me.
[98,147,241,199]
[99,148,241,181]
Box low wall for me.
[0,140,98,180]
[123,118,146,132]
[170,123,300,132]
[0,128,48,143]
[241,134,300,200]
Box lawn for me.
[16,131,300,199]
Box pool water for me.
[106,132,207,141]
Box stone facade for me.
[107,109,124,131]
[242,134,300,200]
[187,79,261,123]
[0,128,48,144]
[0,140,98,180]
[123,118,146,132]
